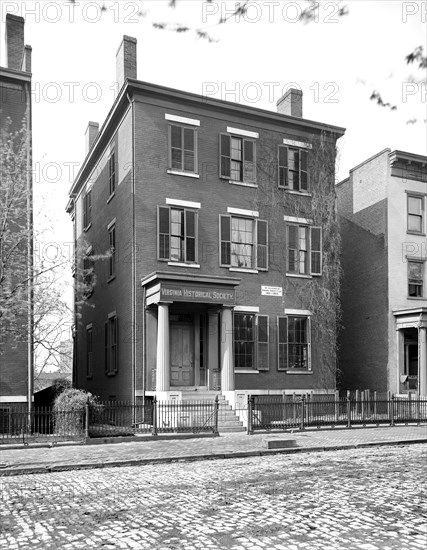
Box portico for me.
[142,272,240,399]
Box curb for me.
[1,438,426,478]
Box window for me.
[407,195,425,233]
[220,134,256,183]
[105,314,118,375]
[169,125,197,173]
[287,224,322,276]
[234,313,269,370]
[278,316,311,370]
[108,223,116,279]
[109,152,116,197]
[158,206,198,263]
[86,326,93,378]
[220,216,267,270]
[408,261,424,297]
[83,189,91,230]
[278,145,309,192]
[83,248,94,297]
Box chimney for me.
[116,35,137,90]
[5,14,25,71]
[276,88,303,118]
[85,121,99,155]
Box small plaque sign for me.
[261,286,283,297]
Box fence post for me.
[214,396,219,435]
[416,393,421,425]
[85,398,89,439]
[334,390,339,423]
[361,390,365,424]
[247,395,253,435]
[152,397,158,436]
[390,393,395,426]
[374,391,377,418]
[346,391,351,428]
[300,395,306,431]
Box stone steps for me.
[179,392,245,432]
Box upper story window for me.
[220,211,267,271]
[407,194,425,234]
[158,205,198,264]
[169,125,198,174]
[220,130,257,184]
[286,220,322,276]
[408,260,424,297]
[108,151,116,198]
[108,221,116,280]
[278,145,309,192]
[83,188,92,230]
[83,247,94,297]
[278,315,311,371]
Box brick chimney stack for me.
[276,88,303,118]
[85,121,99,155]
[5,14,25,71]
[116,35,137,90]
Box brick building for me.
[337,149,427,395]
[67,36,345,411]
[0,15,33,413]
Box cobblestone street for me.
[1,444,426,549]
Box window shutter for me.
[278,146,288,188]
[310,226,322,275]
[219,215,231,266]
[256,220,268,270]
[170,125,183,170]
[183,128,196,172]
[185,210,197,263]
[243,140,255,182]
[277,317,288,371]
[158,206,170,260]
[83,192,88,229]
[257,315,269,370]
[220,134,231,178]
[87,190,92,225]
[114,317,118,373]
[104,321,109,373]
[287,225,298,273]
[300,149,308,191]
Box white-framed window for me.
[407,194,425,234]
[278,145,309,192]
[220,215,267,270]
[220,133,256,183]
[105,313,118,376]
[278,315,311,371]
[158,206,198,263]
[287,224,322,276]
[234,313,269,371]
[169,124,198,174]
[108,222,116,279]
[408,260,424,297]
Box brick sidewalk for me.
[1,424,426,477]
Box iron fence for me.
[248,393,427,433]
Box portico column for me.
[221,306,234,391]
[419,327,427,397]
[156,302,170,392]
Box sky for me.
[1,0,426,296]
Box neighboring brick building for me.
[337,149,427,395]
[67,35,345,411]
[0,15,33,415]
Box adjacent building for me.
[0,14,33,414]
[337,149,427,395]
[67,35,345,411]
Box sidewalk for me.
[1,424,426,477]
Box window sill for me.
[286,370,313,375]
[168,262,200,269]
[229,180,257,188]
[107,275,116,283]
[286,273,312,279]
[84,223,92,232]
[280,189,311,197]
[106,372,117,377]
[407,296,427,300]
[235,369,259,374]
[229,267,258,274]
[107,192,115,204]
[407,231,426,237]
[167,170,200,179]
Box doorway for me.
[403,328,418,392]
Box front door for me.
[170,323,194,386]
[404,342,418,391]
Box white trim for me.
[168,262,200,269]
[230,268,258,274]
[166,198,201,209]
[284,309,312,316]
[283,138,312,149]
[167,170,200,179]
[284,215,312,224]
[227,207,259,217]
[234,305,260,313]
[286,273,312,279]
[286,190,312,197]
[165,114,200,126]
[108,310,117,319]
[285,370,313,375]
[107,217,116,230]
[235,369,259,374]
[227,126,259,139]
[229,180,258,188]
[0,396,28,403]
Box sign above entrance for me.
[160,283,235,305]
[261,285,283,297]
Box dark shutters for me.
[257,315,269,370]
[219,215,231,266]
[158,206,170,260]
[220,134,231,178]
[256,220,268,270]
